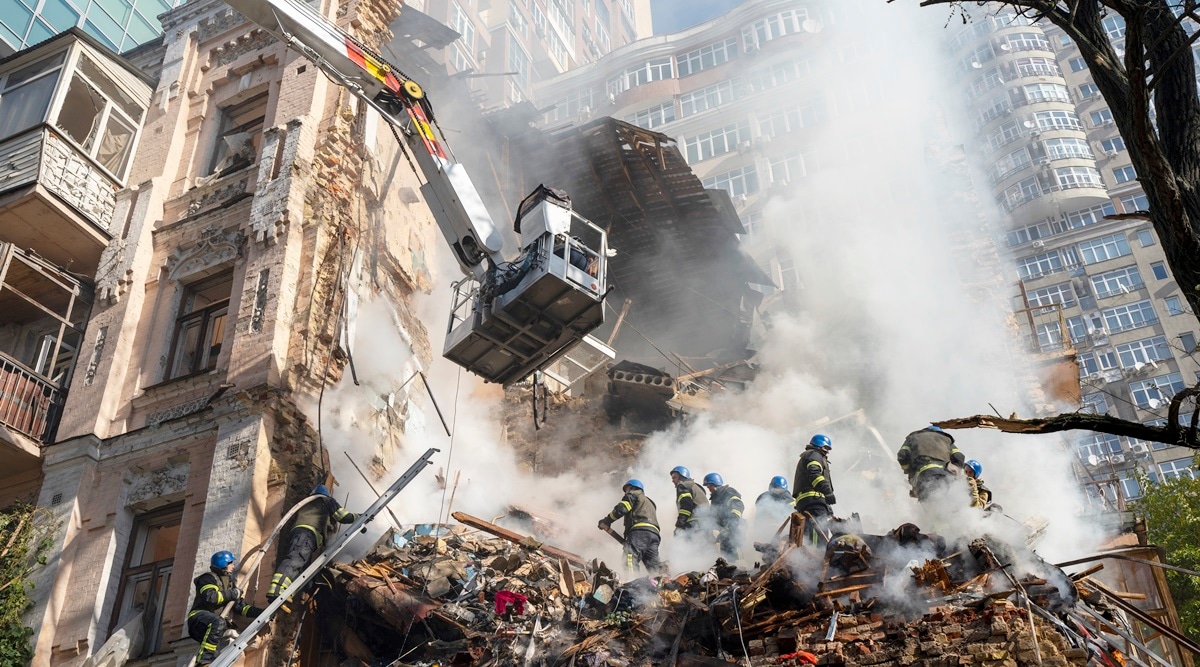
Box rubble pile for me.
[304,512,1114,667]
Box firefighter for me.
[598,479,663,575]
[669,465,709,535]
[188,550,263,665]
[897,425,965,502]
[792,434,836,545]
[754,476,796,539]
[965,459,993,508]
[267,484,359,602]
[703,472,745,560]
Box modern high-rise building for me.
[0,0,184,56]
[945,9,1200,501]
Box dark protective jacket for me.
[293,495,358,547]
[755,487,795,509]
[674,478,709,528]
[601,488,660,535]
[189,569,260,619]
[708,484,745,527]
[792,447,835,507]
[897,429,964,480]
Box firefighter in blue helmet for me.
[754,476,796,539]
[268,484,359,602]
[792,434,836,545]
[188,551,263,664]
[964,459,993,508]
[897,425,965,501]
[703,472,745,560]
[599,479,663,575]
[669,465,709,535]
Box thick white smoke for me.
[310,0,1104,576]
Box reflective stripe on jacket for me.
[793,447,834,503]
[675,478,709,524]
[605,488,660,534]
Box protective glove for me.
[228,586,242,601]
[597,519,611,531]
[825,494,837,506]
[674,515,688,529]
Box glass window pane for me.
[83,13,122,50]
[82,18,120,51]
[24,17,54,45]
[0,72,58,139]
[96,111,135,175]
[95,0,132,24]
[125,10,157,44]
[40,0,81,31]
[169,317,201,378]
[78,52,143,121]
[0,0,34,44]
[56,74,105,149]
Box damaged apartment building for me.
[0,0,445,661]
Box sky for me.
[307,0,1107,577]
[650,0,747,34]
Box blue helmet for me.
[670,466,691,479]
[926,425,945,433]
[966,460,983,478]
[770,476,789,491]
[703,472,724,487]
[624,479,644,491]
[313,484,331,497]
[211,550,236,571]
[810,434,832,449]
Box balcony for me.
[0,242,91,469]
[0,31,152,274]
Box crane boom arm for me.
[224,0,504,279]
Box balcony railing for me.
[997,180,1108,213]
[0,353,64,443]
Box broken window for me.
[166,272,232,380]
[206,92,268,176]
[0,52,64,141]
[50,53,143,178]
[109,505,182,657]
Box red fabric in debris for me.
[494,590,528,615]
[777,651,819,664]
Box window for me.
[546,89,596,122]
[976,96,1011,127]
[703,165,759,198]
[507,41,531,92]
[1150,262,1169,280]
[1102,300,1157,333]
[1165,296,1185,316]
[1028,282,1075,309]
[53,54,144,179]
[677,38,737,76]
[998,176,1042,211]
[1081,392,1109,414]
[1090,108,1114,126]
[1068,57,1087,72]
[1015,57,1059,77]
[1113,165,1137,184]
[991,148,1031,181]
[970,68,1005,98]
[678,81,735,117]
[1078,433,1123,460]
[0,52,64,141]
[1180,332,1197,353]
[746,58,815,93]
[207,92,268,176]
[1130,373,1186,409]
[1043,137,1092,160]
[167,272,233,380]
[1078,350,1119,375]
[1037,321,1063,350]
[1103,15,1127,40]
[1101,137,1126,153]
[607,57,673,95]
[1079,82,1100,99]
[1119,473,1142,500]
[742,8,808,48]
[1078,233,1131,264]
[1136,229,1155,246]
[451,1,476,52]
[509,2,528,34]
[1006,221,1052,247]
[1055,166,1103,188]
[1023,82,1070,103]
[768,153,804,183]
[1059,202,1115,231]
[683,121,749,163]
[1119,193,1149,213]
[1091,266,1142,298]
[1066,315,1088,343]
[1034,110,1082,130]
[625,102,675,129]
[741,211,763,237]
[1004,32,1050,51]
[961,44,996,72]
[1159,458,1196,481]
[109,506,182,656]
[1016,251,1064,280]
[1115,336,1171,368]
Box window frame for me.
[107,504,184,657]
[165,272,233,382]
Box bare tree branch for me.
[934,409,1200,449]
